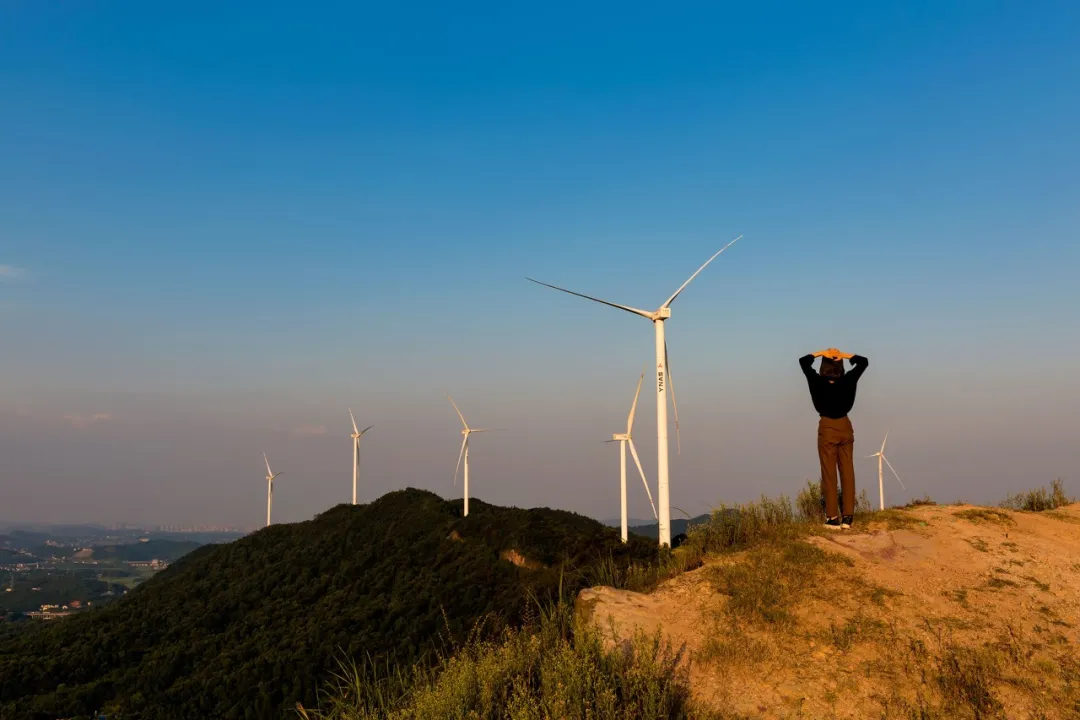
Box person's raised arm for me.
[799,354,816,379]
[848,354,869,380]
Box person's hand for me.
[819,348,853,360]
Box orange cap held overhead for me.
[812,348,854,361]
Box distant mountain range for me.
[600,513,714,540]
[601,517,657,528]
[0,489,657,719]
[627,514,712,539]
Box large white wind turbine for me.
[449,395,497,517]
[349,409,373,505]
[263,453,283,527]
[528,235,743,546]
[606,370,657,543]
[867,432,906,510]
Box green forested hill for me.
[0,489,656,720]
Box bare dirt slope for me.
[578,503,1080,719]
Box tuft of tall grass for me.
[796,480,825,522]
[296,600,723,720]
[683,494,802,556]
[795,480,874,521]
[581,548,704,593]
[999,479,1072,512]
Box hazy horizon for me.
[3,2,1078,527]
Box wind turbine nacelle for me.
[656,307,672,319]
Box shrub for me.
[999,479,1072,512]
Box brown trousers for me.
[818,416,855,517]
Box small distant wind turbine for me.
[606,370,658,543]
[528,235,743,546]
[348,409,373,505]
[263,453,283,527]
[449,395,498,517]
[867,432,906,510]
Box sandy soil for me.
[577,503,1080,719]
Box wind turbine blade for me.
[447,395,469,429]
[349,408,359,435]
[263,453,272,476]
[525,278,652,318]
[665,340,681,454]
[627,369,645,434]
[882,455,906,490]
[661,235,743,309]
[671,505,694,521]
[880,431,889,454]
[360,425,374,436]
[628,439,658,520]
[453,436,467,486]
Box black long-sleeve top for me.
[799,354,869,419]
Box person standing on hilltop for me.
[799,348,870,530]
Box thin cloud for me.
[63,413,114,429]
[0,265,25,280]
[292,424,328,437]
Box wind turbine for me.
[606,370,657,543]
[867,432,906,510]
[348,409,373,505]
[263,453,282,527]
[528,235,743,546]
[449,395,496,517]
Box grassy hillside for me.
[0,489,656,720]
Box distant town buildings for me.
[152,524,245,532]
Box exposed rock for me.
[500,548,543,570]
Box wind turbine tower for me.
[528,235,742,546]
[868,432,906,510]
[263,453,283,527]
[449,395,496,517]
[349,409,373,505]
[607,370,657,542]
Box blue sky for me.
[2,1,1078,527]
